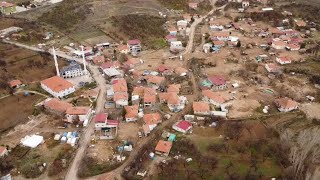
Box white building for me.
[170,41,183,50]
[172,120,192,134]
[65,107,92,124]
[41,76,76,98]
[274,97,298,112]
[127,39,142,54]
[60,62,86,78]
[276,57,292,65]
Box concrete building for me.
[41,76,75,98]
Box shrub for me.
[39,0,91,30]
[111,15,166,49]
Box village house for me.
[114,92,128,108]
[94,113,119,140]
[165,34,177,43]
[276,56,292,65]
[118,44,129,54]
[283,29,300,37]
[172,120,192,134]
[8,79,23,89]
[285,43,300,51]
[60,61,86,79]
[274,97,298,112]
[213,40,225,48]
[170,41,183,50]
[271,39,287,50]
[188,2,198,9]
[168,27,178,36]
[127,39,142,55]
[143,112,162,132]
[113,78,128,108]
[144,93,157,108]
[193,102,210,116]
[295,19,307,28]
[158,65,173,75]
[132,86,157,104]
[208,75,227,90]
[65,106,92,125]
[167,84,181,94]
[146,75,165,89]
[41,76,75,98]
[43,98,73,116]
[0,1,16,15]
[209,22,224,31]
[124,58,141,68]
[211,32,230,41]
[155,140,172,156]
[0,146,8,157]
[92,55,105,65]
[103,68,122,78]
[202,90,229,107]
[159,92,186,112]
[177,20,188,31]
[124,105,139,122]
[100,61,121,70]
[265,63,281,73]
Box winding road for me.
[1,1,226,179]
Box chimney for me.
[81,46,87,73]
[52,47,60,77]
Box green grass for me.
[69,27,105,43]
[150,38,168,50]
[188,135,223,154]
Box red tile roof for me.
[125,105,138,118]
[0,146,7,155]
[275,97,298,109]
[167,84,181,93]
[143,113,161,125]
[92,55,105,65]
[155,140,172,154]
[114,92,128,101]
[8,79,22,88]
[144,93,157,103]
[41,76,74,93]
[202,90,227,104]
[66,107,90,115]
[146,75,165,85]
[176,120,192,131]
[193,102,210,112]
[95,113,108,123]
[158,65,171,72]
[44,98,73,114]
[208,75,226,86]
[113,78,127,92]
[127,39,141,45]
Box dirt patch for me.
[228,99,261,119]
[0,94,43,134]
[300,103,320,120]
[87,141,115,162]
[118,123,140,143]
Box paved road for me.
[65,65,107,180]
[1,39,107,180]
